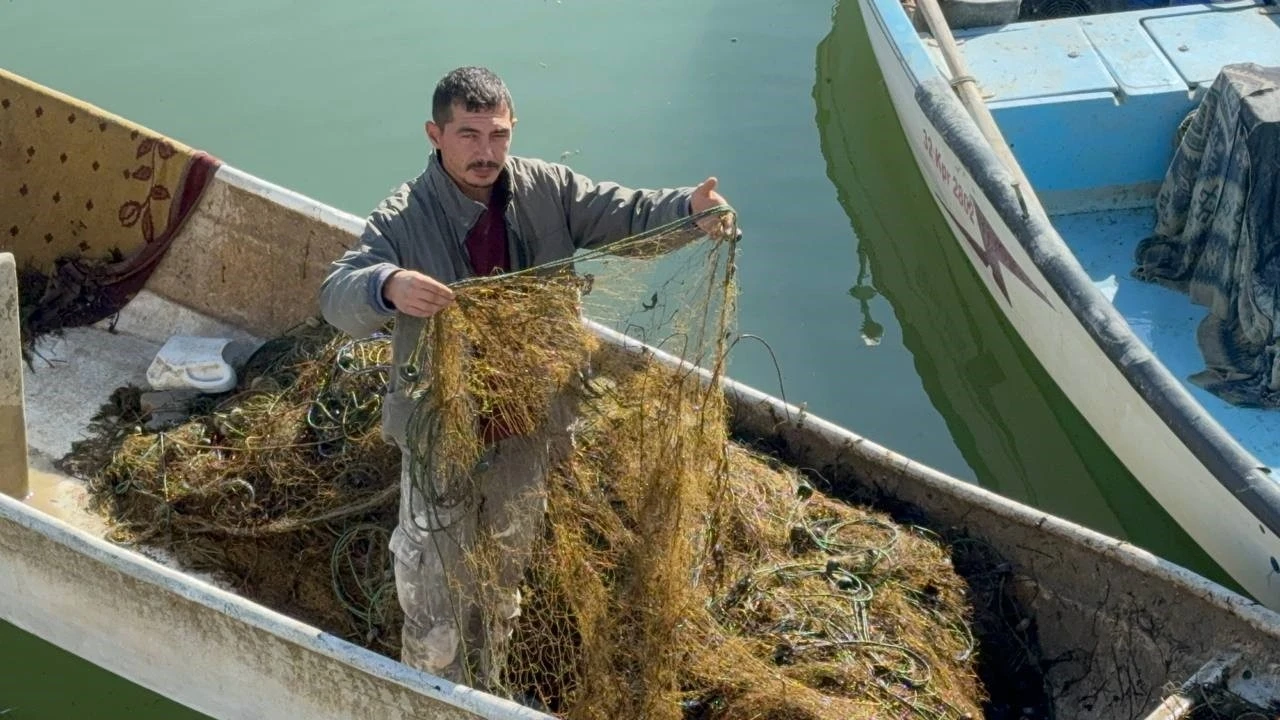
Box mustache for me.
[467,161,501,171]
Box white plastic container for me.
[146,336,237,394]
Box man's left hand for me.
[690,177,738,239]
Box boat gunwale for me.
[866,0,1280,540]
[0,486,552,719]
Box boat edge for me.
[855,0,1280,597]
[0,488,552,720]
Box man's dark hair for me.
[431,66,514,125]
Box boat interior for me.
[918,0,1280,472]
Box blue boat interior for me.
[932,0,1280,211]
[921,0,1280,470]
[1056,209,1280,473]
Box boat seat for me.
[950,23,1126,103]
[1144,7,1280,86]
[924,1,1280,212]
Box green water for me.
[0,0,1228,716]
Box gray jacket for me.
[319,151,696,449]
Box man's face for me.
[426,102,514,196]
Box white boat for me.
[854,0,1280,611]
[4,65,1280,718]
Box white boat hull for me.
[855,0,1280,610]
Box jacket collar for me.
[424,150,512,236]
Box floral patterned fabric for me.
[0,67,219,322]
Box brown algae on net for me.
[74,207,995,718]
[73,324,405,652]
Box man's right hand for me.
[382,269,455,317]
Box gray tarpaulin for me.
[1134,63,1280,408]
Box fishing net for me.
[376,204,984,718]
[71,323,404,650]
[75,206,987,718]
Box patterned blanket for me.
[0,67,220,328]
[1134,63,1280,408]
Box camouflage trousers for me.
[389,394,577,692]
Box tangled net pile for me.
[79,206,988,718]
[76,325,405,651]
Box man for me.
[319,66,733,690]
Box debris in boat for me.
[145,335,245,394]
[1147,651,1280,720]
[71,210,1037,718]
[137,389,203,431]
[16,256,120,368]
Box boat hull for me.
[855,0,1280,610]
[0,488,540,720]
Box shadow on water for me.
[811,0,1235,591]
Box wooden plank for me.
[0,252,29,500]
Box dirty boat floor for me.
[25,326,160,465]
[1053,207,1280,474]
[22,323,162,539]
[23,290,261,466]
[21,290,262,577]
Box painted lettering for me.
[922,128,976,223]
